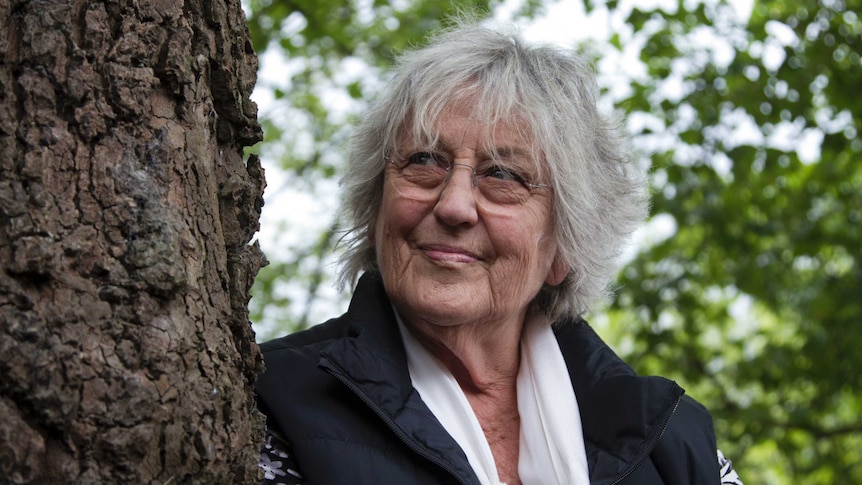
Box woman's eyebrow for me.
[483,146,531,162]
[410,137,447,152]
[395,137,444,153]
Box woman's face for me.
[374,105,567,329]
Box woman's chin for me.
[395,291,490,327]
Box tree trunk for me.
[0,0,265,482]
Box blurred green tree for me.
[599,0,861,482]
[244,0,861,483]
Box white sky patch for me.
[760,41,786,72]
[620,213,678,265]
[627,111,666,134]
[708,151,734,180]
[704,106,765,149]
[766,117,822,159]
[494,0,619,46]
[627,0,679,13]
[758,20,801,74]
[654,69,688,104]
[796,128,823,164]
[524,1,609,44]
[765,19,799,46]
[727,293,756,336]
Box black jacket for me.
[256,273,720,484]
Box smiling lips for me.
[420,244,480,263]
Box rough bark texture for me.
[0,0,265,482]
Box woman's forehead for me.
[400,103,534,150]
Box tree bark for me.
[0,0,265,482]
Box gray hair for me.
[336,21,648,320]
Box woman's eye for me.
[484,165,524,183]
[407,152,445,167]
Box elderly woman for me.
[256,22,742,485]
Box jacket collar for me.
[319,272,414,415]
[554,321,684,484]
[320,273,683,484]
[318,273,480,484]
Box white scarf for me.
[399,314,590,484]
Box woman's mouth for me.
[420,245,480,263]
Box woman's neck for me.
[400,311,528,485]
[402,313,524,393]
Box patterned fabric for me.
[258,426,744,484]
[259,428,303,485]
[719,449,744,484]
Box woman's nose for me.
[433,164,479,227]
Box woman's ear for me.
[544,252,569,287]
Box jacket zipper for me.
[322,363,472,485]
[609,396,682,485]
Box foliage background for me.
[242,0,861,483]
